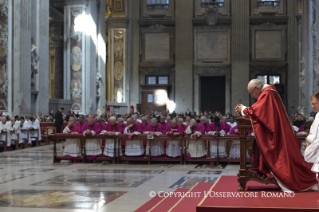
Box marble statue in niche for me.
[96,71,101,96]
[31,39,38,89]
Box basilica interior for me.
[0,0,318,212]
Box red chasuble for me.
[243,85,317,191]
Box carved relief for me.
[206,6,218,26]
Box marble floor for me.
[0,144,239,212]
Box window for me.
[256,75,280,84]
[146,76,157,85]
[145,75,169,85]
[257,0,280,7]
[147,94,153,102]
[147,0,169,10]
[158,76,168,84]
[200,0,224,8]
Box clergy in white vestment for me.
[165,118,184,157]
[144,118,164,156]
[209,116,228,158]
[81,116,102,161]
[124,116,143,156]
[185,119,206,158]
[29,117,41,145]
[62,117,82,162]
[226,116,237,131]
[101,116,123,157]
[19,116,30,147]
[304,92,319,184]
[0,117,12,150]
[8,116,21,149]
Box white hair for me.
[308,117,315,122]
[151,118,157,123]
[249,79,264,89]
[109,116,116,121]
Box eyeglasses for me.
[311,101,319,106]
[249,86,257,95]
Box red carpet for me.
[169,182,215,212]
[134,194,165,212]
[148,188,189,212]
[197,176,319,212]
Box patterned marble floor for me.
[0,143,239,212]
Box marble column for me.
[34,0,49,114]
[301,0,314,115]
[0,0,11,114]
[51,23,64,99]
[128,0,140,108]
[286,1,299,114]
[64,0,101,114]
[13,0,32,116]
[96,0,106,114]
[231,0,250,110]
[175,0,193,112]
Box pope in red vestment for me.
[235,79,317,192]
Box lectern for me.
[236,117,279,191]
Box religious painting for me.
[71,80,82,100]
[71,46,81,71]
